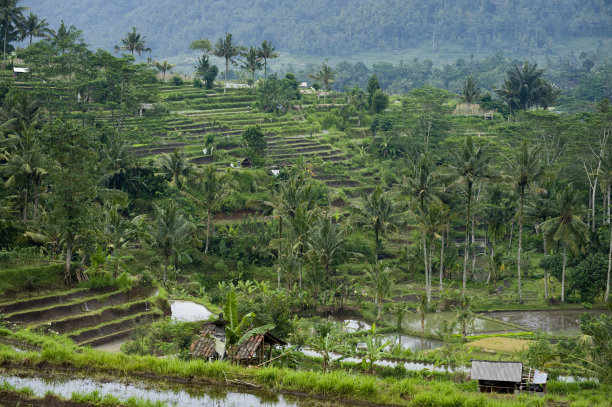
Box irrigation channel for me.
[0,373,325,407]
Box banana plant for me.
[223,289,275,351]
[363,323,393,372]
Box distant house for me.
[239,158,252,168]
[471,360,523,393]
[190,314,286,365]
[139,103,154,116]
[13,67,29,78]
[299,82,308,88]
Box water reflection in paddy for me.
[482,309,611,335]
[1,374,307,407]
[170,300,213,322]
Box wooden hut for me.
[190,315,286,365]
[229,331,286,365]
[239,158,252,168]
[189,314,228,360]
[471,360,523,393]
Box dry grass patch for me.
[465,337,532,353]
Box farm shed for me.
[13,67,29,78]
[471,360,523,393]
[190,314,286,365]
[189,315,228,360]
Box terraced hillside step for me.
[189,156,214,165]
[0,288,111,315]
[6,288,154,324]
[269,145,334,154]
[44,300,153,334]
[69,311,161,344]
[79,327,137,348]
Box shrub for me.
[171,76,184,86]
[193,77,203,88]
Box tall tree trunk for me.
[278,216,282,289]
[205,209,211,253]
[65,238,73,284]
[224,58,228,94]
[3,26,7,70]
[517,192,524,303]
[544,269,548,300]
[163,256,169,282]
[439,225,446,292]
[264,59,267,79]
[423,236,430,305]
[471,217,476,274]
[463,184,472,299]
[22,182,29,222]
[606,200,611,303]
[561,243,567,302]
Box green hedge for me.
[0,264,64,295]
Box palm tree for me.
[18,12,51,45]
[455,297,475,341]
[183,165,234,254]
[213,33,242,94]
[157,150,191,189]
[307,215,345,277]
[153,60,175,82]
[462,76,480,105]
[147,202,195,282]
[354,185,404,259]
[600,145,612,303]
[0,0,27,69]
[412,202,447,304]
[257,40,278,79]
[289,202,319,288]
[507,140,544,302]
[240,46,262,94]
[496,61,546,111]
[449,135,492,299]
[1,129,46,221]
[365,262,393,321]
[539,184,589,302]
[115,26,151,56]
[309,60,336,102]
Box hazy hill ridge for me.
[24,0,611,58]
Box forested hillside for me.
[24,0,612,57]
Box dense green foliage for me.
[21,0,612,58]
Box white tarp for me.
[533,369,548,384]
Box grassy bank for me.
[0,335,608,407]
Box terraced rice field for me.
[0,286,163,348]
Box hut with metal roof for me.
[471,360,523,393]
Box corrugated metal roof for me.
[471,360,523,382]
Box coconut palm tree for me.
[213,33,243,94]
[309,60,336,103]
[257,40,278,79]
[0,0,26,68]
[600,145,612,303]
[539,184,589,302]
[507,140,544,302]
[1,129,46,221]
[115,26,151,56]
[412,202,447,305]
[462,76,480,105]
[183,164,234,254]
[307,215,345,277]
[18,11,51,45]
[354,185,404,259]
[153,60,175,82]
[240,46,262,94]
[157,150,191,189]
[147,202,195,282]
[449,135,492,299]
[365,262,393,321]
